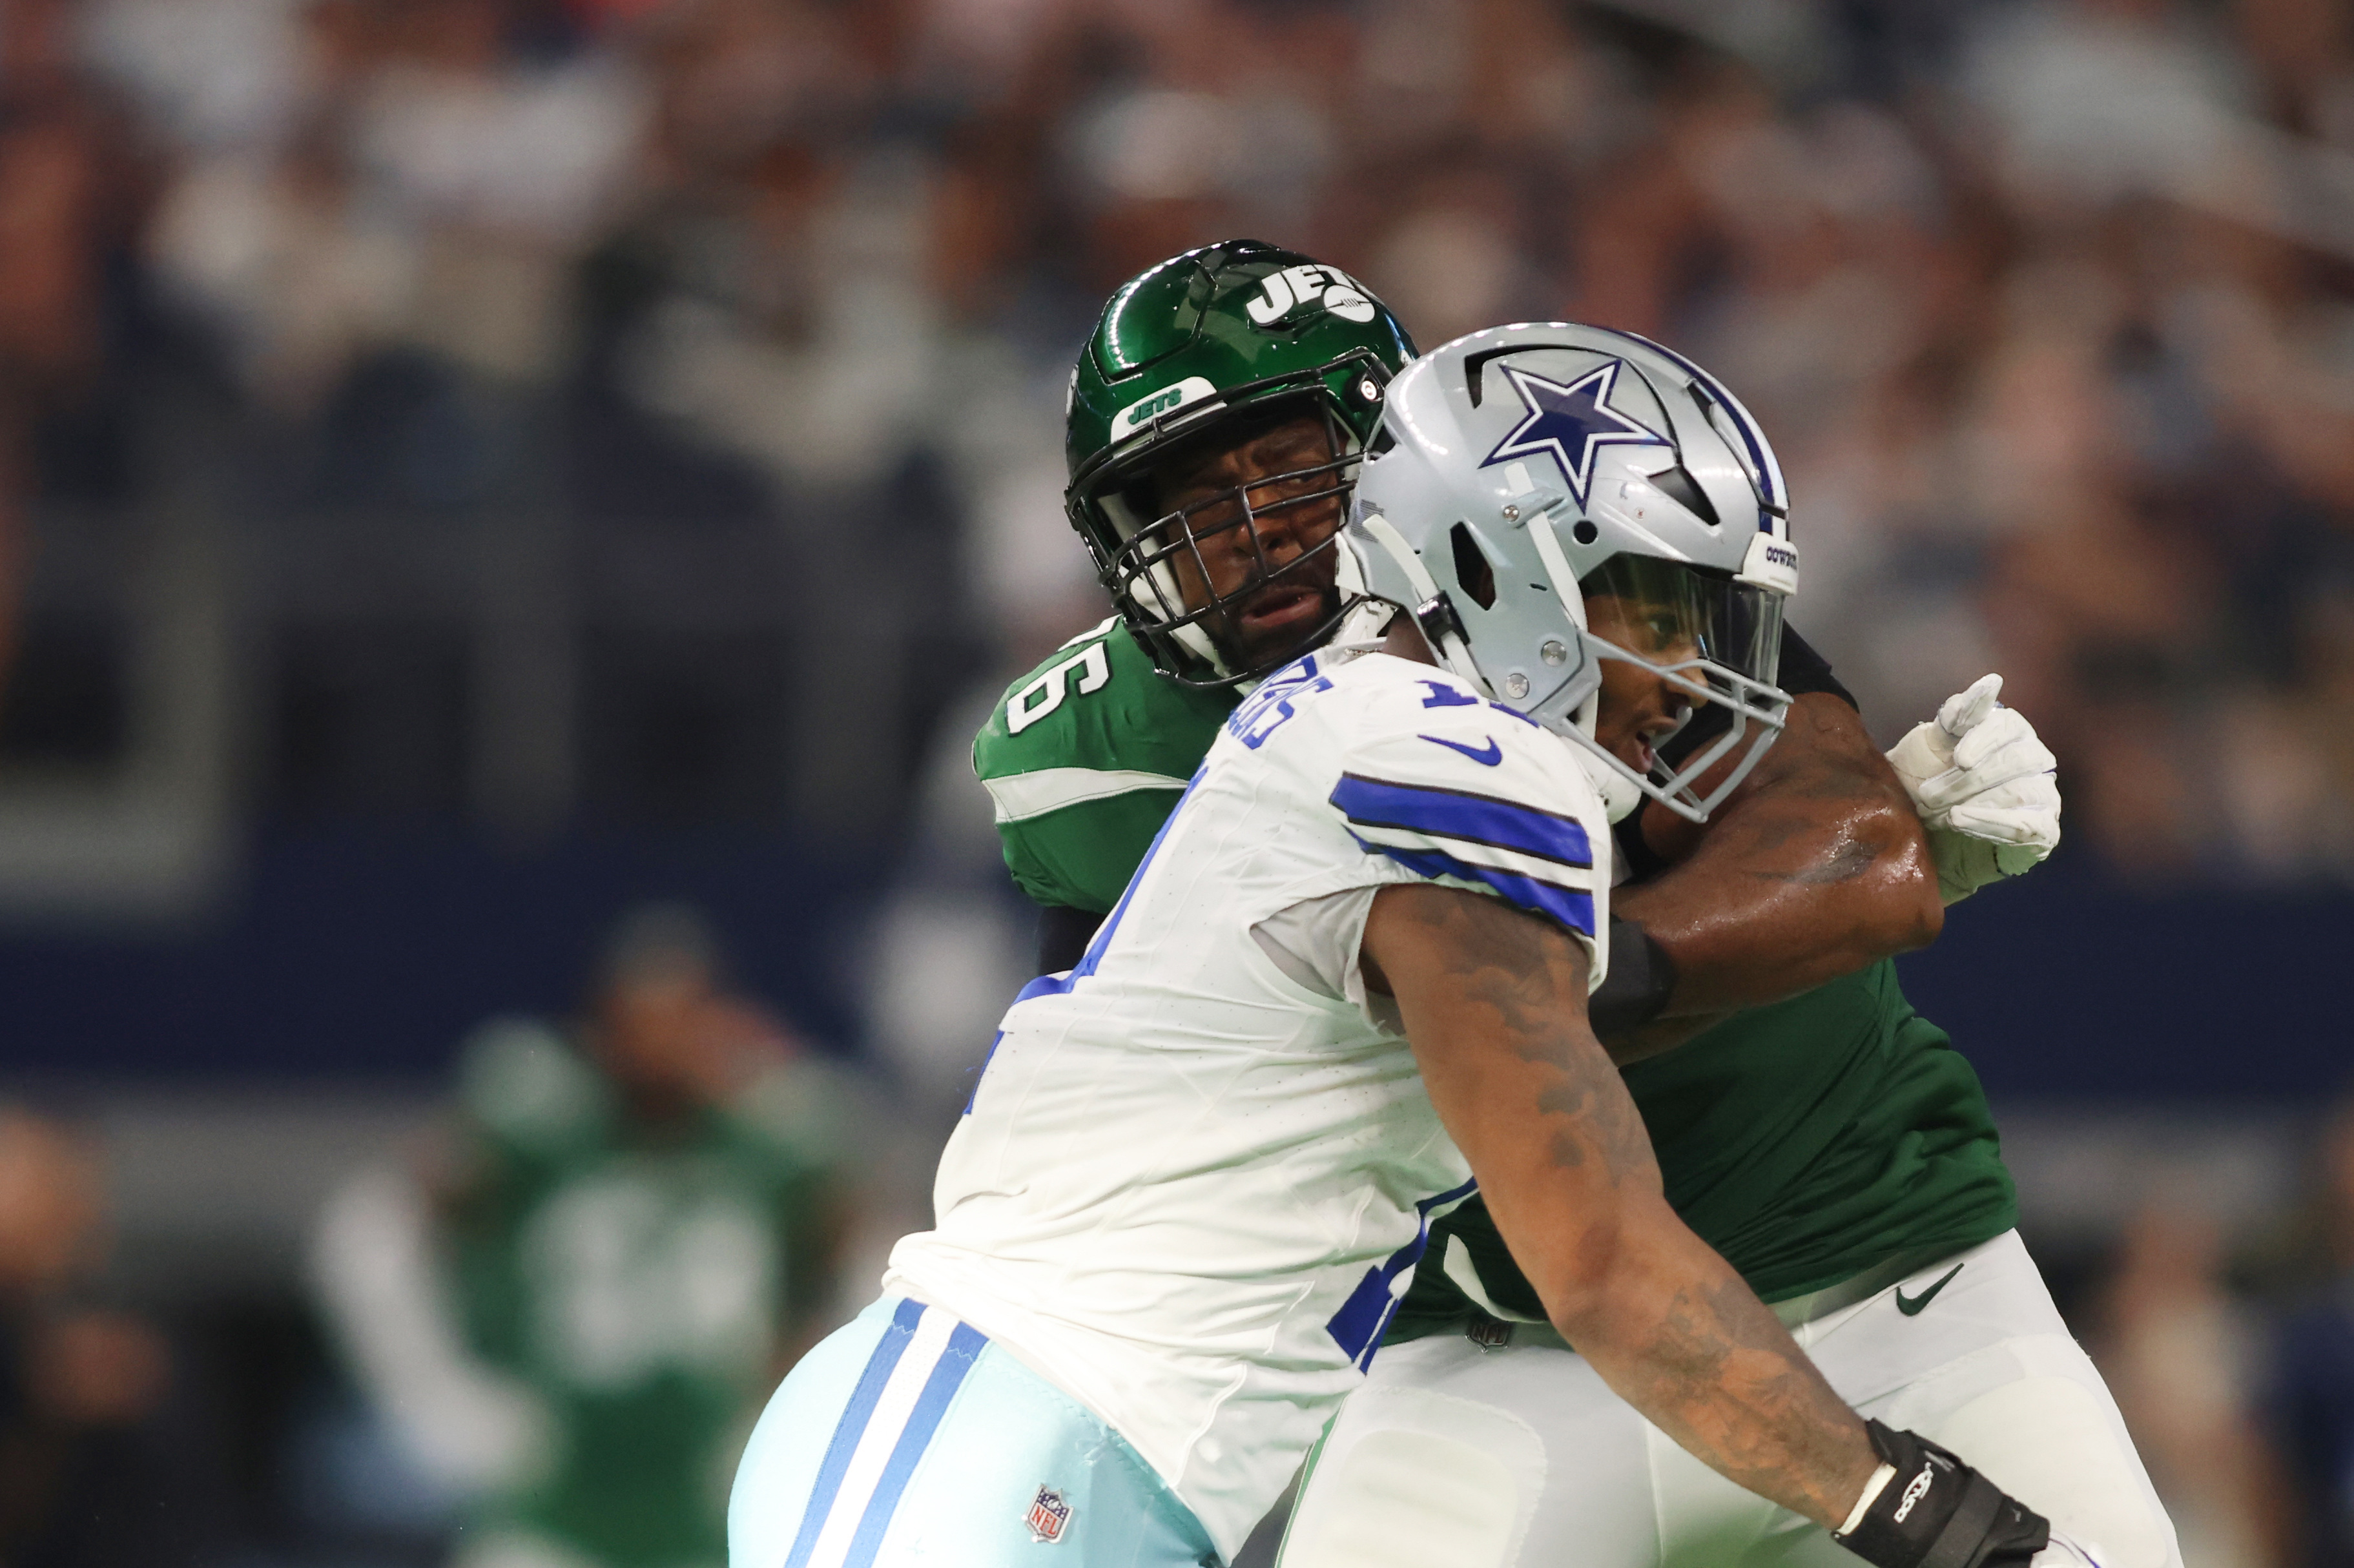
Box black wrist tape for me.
[1587,918,1678,1037]
[1834,1421,2051,1568]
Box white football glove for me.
[1885,674,2061,905]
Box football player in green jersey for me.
[975,245,2170,1567]
[982,240,1416,954]
[317,910,849,1568]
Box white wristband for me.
[1836,1463,1899,1538]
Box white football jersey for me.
[883,648,1613,1559]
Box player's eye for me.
[1172,491,1245,535]
[1252,478,1319,515]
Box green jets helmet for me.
[1066,240,1418,685]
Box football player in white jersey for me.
[1278,325,2174,1568]
[727,325,2092,1568]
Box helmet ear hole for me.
[1649,464,1719,527]
[1449,522,1497,610]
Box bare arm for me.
[1362,883,1877,1529]
[1620,692,1941,1022]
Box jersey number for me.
[521,1178,779,1388]
[1006,641,1111,735]
[1226,655,1332,750]
[1326,1177,1479,1371]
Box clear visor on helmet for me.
[1575,553,1790,822]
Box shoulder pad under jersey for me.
[975,618,1238,911]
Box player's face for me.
[1582,590,1703,778]
[1143,411,1348,672]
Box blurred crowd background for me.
[0,0,2350,1562]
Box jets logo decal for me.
[1481,359,1669,508]
[1247,263,1378,327]
[1111,375,1219,440]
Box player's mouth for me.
[1624,710,1688,777]
[1236,583,1326,637]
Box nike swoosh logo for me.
[1895,1264,1964,1316]
[1420,734,1503,767]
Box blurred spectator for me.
[314,905,854,1568]
[2262,1095,2354,1567]
[2093,1194,2291,1566]
[0,1106,181,1567]
[0,0,150,701]
[5,0,2336,876]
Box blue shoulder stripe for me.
[1332,773,1593,870]
[1358,836,1596,937]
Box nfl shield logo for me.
[1466,1313,1513,1350]
[1025,1485,1073,1543]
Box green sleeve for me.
[975,620,1238,913]
[998,788,1191,913]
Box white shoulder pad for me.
[1325,659,1607,946]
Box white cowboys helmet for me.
[1346,322,1799,823]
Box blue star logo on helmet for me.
[1480,360,1668,508]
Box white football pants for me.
[1277,1232,2180,1568]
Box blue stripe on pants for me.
[783,1298,927,1568]
[842,1323,990,1568]
[730,1295,1223,1568]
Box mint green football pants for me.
[730,1295,1221,1568]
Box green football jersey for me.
[442,1022,843,1568]
[973,628,2017,1323]
[974,618,1237,913]
[1388,962,2016,1336]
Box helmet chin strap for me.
[1354,514,1480,677]
[1525,515,1648,824]
[1326,596,1398,652]
[1170,618,1230,676]
[1558,720,1647,825]
[1322,535,1394,653]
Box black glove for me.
[1833,1421,2051,1568]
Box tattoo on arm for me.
[1370,883,1877,1529]
[1378,885,1653,1188]
[1605,1266,1876,1525]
